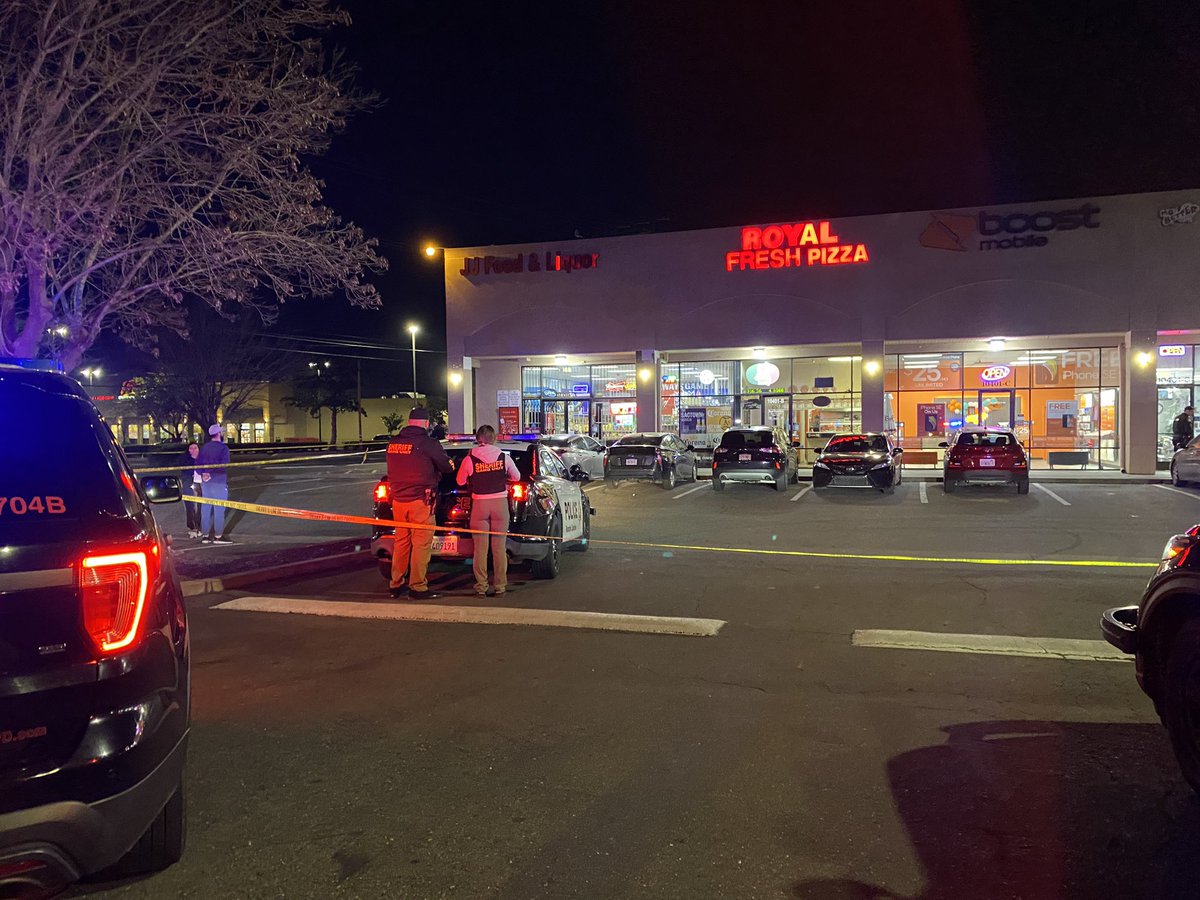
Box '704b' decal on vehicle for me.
[0,496,66,515]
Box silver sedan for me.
[541,434,606,479]
[1171,436,1200,487]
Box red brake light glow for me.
[374,481,390,502]
[510,483,528,501]
[80,550,150,653]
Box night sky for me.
[163,2,1200,393]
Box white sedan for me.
[541,433,606,479]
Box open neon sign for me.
[725,220,870,272]
[980,365,1012,384]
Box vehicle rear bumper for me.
[714,462,782,484]
[605,466,659,482]
[1101,606,1139,655]
[945,469,1026,485]
[372,532,552,564]
[0,731,187,887]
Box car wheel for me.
[895,466,902,487]
[663,466,676,490]
[605,477,617,490]
[98,777,186,878]
[943,478,955,494]
[377,559,392,581]
[774,474,786,491]
[1017,479,1030,495]
[1173,463,1188,487]
[568,506,590,552]
[712,476,724,492]
[529,515,562,579]
[1161,617,1200,795]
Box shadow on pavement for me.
[792,720,1200,900]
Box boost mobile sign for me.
[919,202,1101,252]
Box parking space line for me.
[789,486,812,502]
[1155,484,1200,500]
[583,482,606,493]
[1032,483,1071,506]
[852,629,1128,662]
[672,483,709,500]
[918,481,928,504]
[215,596,726,637]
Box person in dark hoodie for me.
[385,407,453,599]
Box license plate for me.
[979,458,996,467]
[738,454,751,461]
[625,457,637,466]
[431,534,458,554]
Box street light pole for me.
[406,324,419,399]
[308,360,331,444]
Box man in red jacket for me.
[385,408,453,599]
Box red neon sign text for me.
[725,220,870,272]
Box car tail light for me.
[947,455,963,469]
[374,481,391,502]
[1012,458,1028,468]
[80,547,154,653]
[510,482,528,501]
[714,447,728,455]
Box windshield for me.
[0,381,128,537]
[826,436,887,453]
[719,430,774,449]
[955,432,1018,448]
[612,434,662,447]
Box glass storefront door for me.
[1159,386,1193,462]
[977,390,1015,428]
[567,400,590,435]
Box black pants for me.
[185,483,202,530]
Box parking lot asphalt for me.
[83,478,1200,899]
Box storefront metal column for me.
[1123,331,1157,475]
[635,349,659,432]
[447,354,473,434]
[860,340,885,432]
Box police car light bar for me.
[501,433,542,442]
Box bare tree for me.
[0,0,385,369]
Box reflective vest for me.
[467,451,509,496]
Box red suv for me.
[941,427,1029,494]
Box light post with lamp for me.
[307,360,331,443]
[406,324,419,397]
[79,366,102,386]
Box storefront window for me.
[885,348,1119,468]
[1158,344,1197,462]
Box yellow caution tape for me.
[182,495,1157,569]
[136,448,386,474]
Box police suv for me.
[371,435,595,580]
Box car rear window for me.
[719,430,774,449]
[611,434,662,447]
[441,447,532,490]
[955,432,1018,448]
[0,380,129,533]
[827,435,887,453]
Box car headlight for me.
[870,461,890,470]
[814,460,830,469]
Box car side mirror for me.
[569,464,590,483]
[791,440,802,448]
[892,447,903,457]
[937,441,949,449]
[140,475,182,504]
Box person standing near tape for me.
[457,424,520,597]
[386,407,453,599]
[196,424,231,544]
[179,442,202,538]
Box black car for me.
[371,438,594,581]
[604,433,698,490]
[711,426,797,491]
[0,365,190,895]
[812,433,903,493]
[1102,525,1200,794]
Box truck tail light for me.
[80,547,154,653]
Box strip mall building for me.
[444,189,1200,474]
